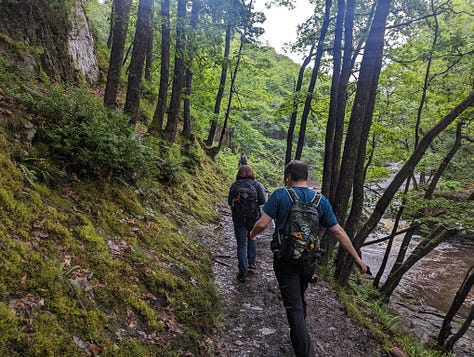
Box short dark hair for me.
[284,160,308,182]
[237,165,255,180]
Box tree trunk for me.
[320,0,356,265]
[322,0,345,197]
[333,0,391,224]
[343,61,381,237]
[124,0,154,124]
[443,304,474,352]
[206,24,232,147]
[437,266,474,351]
[149,0,170,136]
[379,226,456,301]
[333,0,391,285]
[335,81,473,286]
[382,120,465,285]
[217,35,243,151]
[144,22,154,82]
[183,0,201,139]
[294,0,332,160]
[107,0,115,49]
[164,0,187,143]
[425,121,463,199]
[285,45,315,166]
[372,178,411,288]
[330,0,367,203]
[104,0,132,109]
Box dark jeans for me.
[233,219,257,277]
[274,253,316,357]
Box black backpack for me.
[231,181,259,223]
[277,188,322,262]
[239,155,248,166]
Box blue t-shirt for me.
[262,186,338,232]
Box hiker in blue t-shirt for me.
[250,160,367,357]
[228,165,266,282]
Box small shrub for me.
[19,84,155,180]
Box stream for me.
[361,233,474,356]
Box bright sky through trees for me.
[254,0,315,63]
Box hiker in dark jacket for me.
[228,165,266,282]
[249,160,367,357]
[238,151,248,167]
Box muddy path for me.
[203,205,387,357]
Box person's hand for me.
[249,230,257,240]
[357,259,368,274]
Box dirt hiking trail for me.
[202,205,387,357]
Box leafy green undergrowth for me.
[0,127,227,356]
[335,273,448,357]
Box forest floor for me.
[201,204,388,357]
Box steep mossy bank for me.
[0,134,227,356]
[0,76,228,355]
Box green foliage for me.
[0,116,226,356]
[16,84,155,180]
[339,277,448,357]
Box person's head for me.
[236,165,255,180]
[284,160,308,183]
[241,151,245,156]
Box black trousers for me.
[273,253,316,357]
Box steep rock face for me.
[68,0,99,84]
[0,0,98,84]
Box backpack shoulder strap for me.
[285,187,299,204]
[311,192,322,207]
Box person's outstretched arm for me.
[249,213,272,240]
[329,224,368,274]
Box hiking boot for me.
[237,273,246,282]
[248,263,257,270]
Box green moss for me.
[0,84,226,356]
[0,302,22,354]
[128,295,164,331]
[74,224,108,252]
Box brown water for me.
[361,236,474,356]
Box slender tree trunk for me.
[323,0,345,197]
[320,0,356,265]
[144,22,154,82]
[206,24,232,147]
[336,90,474,286]
[217,35,243,151]
[343,65,381,236]
[443,305,474,352]
[372,177,411,288]
[335,32,387,277]
[164,0,187,143]
[183,0,200,139]
[104,0,132,108]
[437,266,474,351]
[384,121,464,284]
[286,45,315,165]
[330,0,364,203]
[425,121,463,199]
[333,0,391,223]
[294,0,332,160]
[333,0,392,285]
[124,0,154,124]
[149,0,170,136]
[107,0,115,49]
[379,226,456,301]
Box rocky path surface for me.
[203,205,387,357]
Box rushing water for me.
[361,234,474,356]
